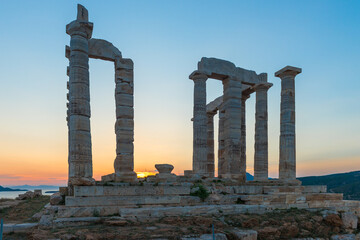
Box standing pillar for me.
[66,5,94,186]
[218,108,225,177]
[206,112,216,177]
[275,66,302,182]
[222,77,244,182]
[113,58,137,181]
[240,94,250,179]
[253,81,272,181]
[190,71,208,176]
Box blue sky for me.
[0,0,359,185]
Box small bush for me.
[190,184,210,201]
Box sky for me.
[0,0,359,186]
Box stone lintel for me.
[275,66,302,78]
[196,57,266,85]
[88,38,122,62]
[206,96,223,113]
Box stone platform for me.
[55,181,360,218]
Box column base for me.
[68,177,95,186]
[219,173,246,183]
[102,172,138,183]
[279,179,302,186]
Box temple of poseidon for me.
[46,5,360,221]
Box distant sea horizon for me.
[0,185,61,199]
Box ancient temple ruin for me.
[65,4,137,190]
[187,58,301,184]
[52,4,360,221]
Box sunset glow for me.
[0,1,359,186]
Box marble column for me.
[190,71,208,176]
[66,4,95,186]
[240,94,250,180]
[218,108,225,177]
[253,82,272,181]
[206,111,216,177]
[222,77,244,182]
[275,66,302,182]
[113,58,137,181]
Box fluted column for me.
[190,71,208,176]
[66,5,94,186]
[221,77,244,182]
[240,94,249,179]
[253,81,272,181]
[206,112,216,177]
[218,108,225,177]
[113,58,137,182]
[275,66,302,182]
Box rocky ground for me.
[2,207,360,240]
[0,196,50,223]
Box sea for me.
[0,188,60,199]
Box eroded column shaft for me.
[66,19,94,185]
[222,77,244,182]
[254,85,270,181]
[113,58,137,181]
[275,66,301,182]
[206,112,216,177]
[192,75,208,175]
[218,109,225,176]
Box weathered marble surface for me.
[254,80,272,182]
[66,4,95,186]
[190,72,208,176]
[275,66,302,182]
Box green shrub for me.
[190,184,210,201]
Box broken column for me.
[113,58,137,181]
[206,111,216,177]
[222,77,244,182]
[253,80,272,181]
[275,66,302,182]
[66,4,95,186]
[190,71,208,176]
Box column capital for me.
[275,66,302,79]
[253,83,273,91]
[189,71,208,81]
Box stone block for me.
[115,93,133,107]
[116,142,133,154]
[65,195,181,207]
[231,229,257,240]
[306,193,343,201]
[116,82,133,95]
[115,118,134,131]
[116,106,134,119]
[73,185,190,197]
[68,115,90,132]
[341,212,358,229]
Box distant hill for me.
[246,173,254,181]
[6,185,60,191]
[0,185,27,191]
[298,171,360,200]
